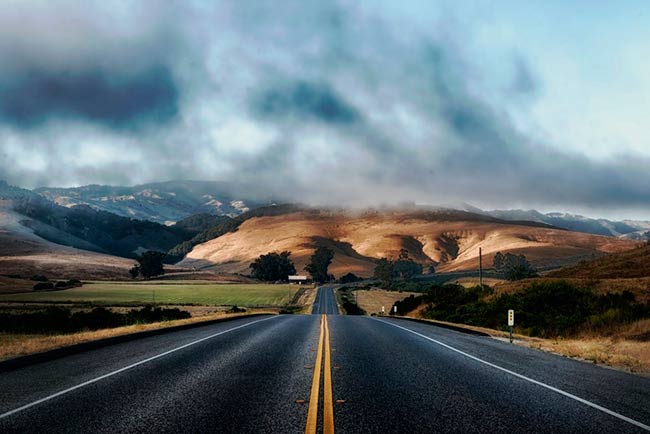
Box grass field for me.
[0,282,304,306]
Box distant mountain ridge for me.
[35,180,269,224]
[461,207,650,241]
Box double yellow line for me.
[305,314,334,434]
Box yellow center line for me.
[323,314,335,434]
[305,315,325,434]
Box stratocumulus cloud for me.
[0,0,649,217]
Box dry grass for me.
[549,244,650,279]
[404,315,650,375]
[529,338,650,373]
[450,277,506,288]
[294,285,318,314]
[0,310,276,362]
[355,289,420,315]
[0,276,35,294]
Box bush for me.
[30,275,49,282]
[396,280,650,338]
[0,306,191,334]
[33,282,54,291]
[338,287,366,315]
[340,273,362,284]
[227,305,247,314]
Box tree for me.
[427,264,436,275]
[129,265,140,279]
[305,246,334,283]
[392,250,423,280]
[340,272,362,284]
[493,252,538,281]
[249,251,296,281]
[373,258,394,283]
[136,251,166,279]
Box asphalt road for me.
[1,287,649,434]
[311,285,339,315]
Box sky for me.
[1,0,650,219]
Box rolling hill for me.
[179,209,638,277]
[0,199,133,279]
[548,243,650,279]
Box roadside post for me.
[381,305,385,315]
[393,305,397,315]
[508,309,514,343]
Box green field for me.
[0,282,304,306]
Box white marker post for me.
[393,305,397,315]
[507,309,514,343]
[381,305,385,315]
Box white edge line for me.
[375,318,650,432]
[0,315,278,420]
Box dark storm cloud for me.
[0,66,178,129]
[253,80,360,124]
[1,0,650,218]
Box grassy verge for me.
[355,289,420,315]
[401,315,650,375]
[337,287,366,315]
[0,309,276,362]
[0,282,304,306]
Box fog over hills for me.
[1,179,646,279]
[35,180,270,224]
[4,180,650,240]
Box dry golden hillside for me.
[180,210,637,278]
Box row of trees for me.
[250,246,335,283]
[133,247,536,283]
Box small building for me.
[288,275,309,284]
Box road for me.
[311,285,339,314]
[0,287,648,433]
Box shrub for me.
[33,282,54,291]
[30,275,49,282]
[340,273,362,284]
[398,280,650,338]
[0,306,191,334]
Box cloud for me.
[0,66,179,129]
[0,1,649,218]
[253,80,360,124]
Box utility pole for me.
[479,247,483,289]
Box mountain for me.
[472,208,650,240]
[0,181,200,260]
[178,208,637,277]
[35,180,269,224]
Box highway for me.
[311,285,339,314]
[0,287,649,433]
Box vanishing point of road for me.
[1,286,649,433]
